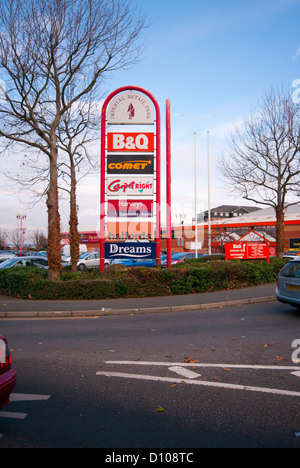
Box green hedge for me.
[0,258,286,300]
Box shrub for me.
[0,259,286,300]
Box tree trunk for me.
[69,163,80,273]
[275,206,285,258]
[46,150,62,280]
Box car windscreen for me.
[281,262,300,278]
[172,253,186,259]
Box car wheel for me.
[78,263,86,271]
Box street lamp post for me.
[16,214,27,256]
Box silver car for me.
[0,256,49,269]
[77,252,110,271]
[276,258,300,309]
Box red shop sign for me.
[225,243,269,261]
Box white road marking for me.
[169,366,201,379]
[96,370,300,398]
[10,393,50,402]
[0,411,27,419]
[105,360,298,371]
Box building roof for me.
[206,205,261,214]
[201,205,300,227]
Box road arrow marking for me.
[168,366,201,379]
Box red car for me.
[0,334,16,409]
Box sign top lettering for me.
[107,91,154,125]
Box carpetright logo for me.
[107,177,154,197]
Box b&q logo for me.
[107,133,155,152]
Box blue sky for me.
[1,0,300,233]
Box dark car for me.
[161,252,195,268]
[276,258,300,310]
[0,335,16,409]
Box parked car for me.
[0,256,68,270]
[77,251,110,271]
[0,255,49,269]
[0,253,16,264]
[283,250,300,260]
[276,258,300,309]
[111,258,157,268]
[161,252,195,268]
[0,334,16,409]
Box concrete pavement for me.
[0,283,277,318]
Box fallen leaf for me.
[155,406,166,412]
[184,357,200,363]
[275,356,284,361]
[222,367,231,372]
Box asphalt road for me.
[0,299,300,448]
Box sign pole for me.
[166,100,172,268]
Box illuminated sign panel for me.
[107,154,154,175]
[107,133,155,152]
[107,221,154,240]
[105,242,156,260]
[107,177,154,197]
[107,200,153,218]
[107,91,154,125]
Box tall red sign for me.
[100,87,161,272]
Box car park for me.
[0,334,16,409]
[161,252,195,267]
[276,258,300,309]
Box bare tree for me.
[0,0,145,279]
[10,228,27,252]
[57,98,101,272]
[220,88,300,257]
[30,229,48,251]
[0,229,9,250]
